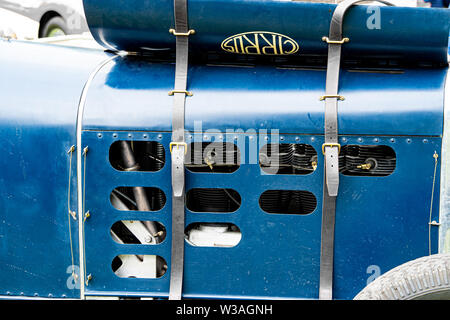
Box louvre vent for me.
[259,143,318,174]
[185,142,240,173]
[186,188,241,213]
[339,145,396,176]
[259,190,317,215]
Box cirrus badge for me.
[221,31,299,56]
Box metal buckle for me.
[169,29,196,37]
[322,143,341,155]
[170,142,188,154]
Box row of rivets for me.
[96,133,433,145]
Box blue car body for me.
[0,1,449,300]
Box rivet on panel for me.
[86,274,93,285]
[390,138,395,143]
[423,139,429,144]
[112,133,118,138]
[406,138,412,144]
[358,138,363,143]
[143,134,148,139]
[311,137,315,142]
[158,134,163,140]
[373,138,379,143]
[341,137,347,143]
[97,133,102,139]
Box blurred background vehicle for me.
[0,0,88,40]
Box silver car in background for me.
[0,0,88,40]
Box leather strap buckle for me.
[170,142,188,154]
[322,143,341,155]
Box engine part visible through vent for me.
[186,188,241,213]
[339,145,396,176]
[112,255,167,279]
[111,220,167,245]
[185,223,242,248]
[110,187,166,212]
[185,142,240,173]
[259,190,317,215]
[110,140,165,172]
[259,143,318,174]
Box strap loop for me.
[168,90,193,96]
[320,95,345,101]
[322,36,350,44]
[169,28,196,36]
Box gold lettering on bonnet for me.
[221,32,299,56]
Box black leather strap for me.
[169,0,193,301]
[319,0,394,300]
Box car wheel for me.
[41,16,67,38]
[354,253,450,300]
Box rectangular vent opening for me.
[111,187,166,212]
[185,223,242,248]
[110,140,165,172]
[185,142,240,173]
[186,188,241,213]
[259,190,317,215]
[339,145,396,177]
[260,143,318,175]
[111,220,166,245]
[112,255,167,279]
